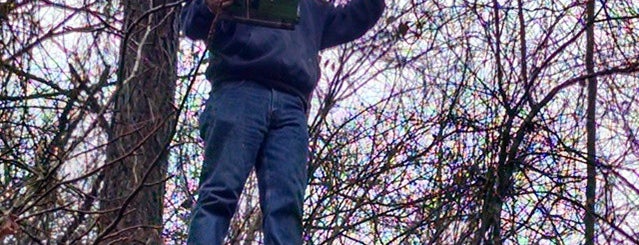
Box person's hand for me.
[206,0,234,14]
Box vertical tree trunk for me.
[474,1,508,244]
[584,0,597,243]
[99,0,179,243]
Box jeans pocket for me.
[200,80,247,139]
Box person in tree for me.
[180,0,384,243]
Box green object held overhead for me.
[226,0,300,29]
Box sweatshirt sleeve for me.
[319,0,385,49]
[181,0,215,41]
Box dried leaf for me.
[0,214,19,238]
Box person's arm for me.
[181,0,215,40]
[319,0,386,49]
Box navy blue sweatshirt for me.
[181,0,385,99]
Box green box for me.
[225,0,300,29]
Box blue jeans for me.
[188,80,309,245]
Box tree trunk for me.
[98,0,179,243]
[584,0,597,243]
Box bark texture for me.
[99,0,179,243]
